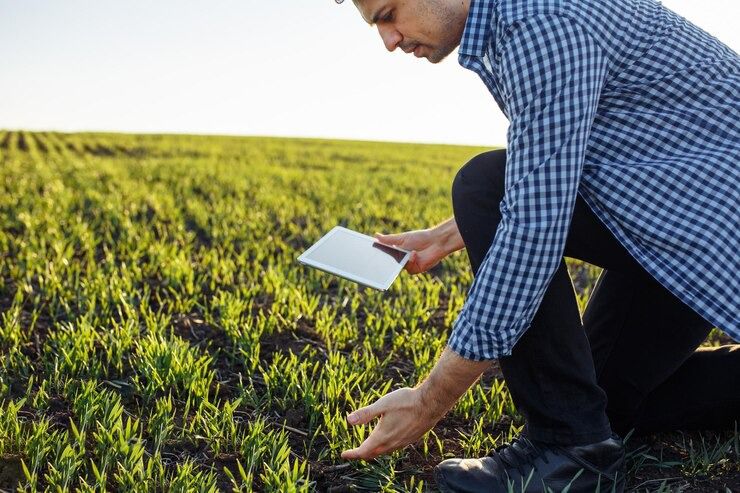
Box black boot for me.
[434,434,626,493]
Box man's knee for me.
[451,149,507,216]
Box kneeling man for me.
[336,0,740,491]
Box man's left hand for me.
[341,387,440,460]
[341,347,492,461]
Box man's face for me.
[353,0,469,63]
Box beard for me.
[417,0,467,63]
[426,44,457,63]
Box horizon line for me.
[0,126,505,150]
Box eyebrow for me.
[367,7,385,26]
[370,9,382,25]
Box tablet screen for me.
[298,227,409,289]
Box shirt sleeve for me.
[447,14,610,361]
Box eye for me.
[382,10,394,22]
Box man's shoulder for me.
[490,0,618,51]
[493,0,621,31]
[494,0,567,26]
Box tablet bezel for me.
[297,226,412,291]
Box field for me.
[0,131,737,492]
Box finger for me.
[404,251,417,273]
[347,401,384,426]
[341,434,388,460]
[340,447,362,460]
[374,232,406,246]
[342,447,385,461]
[406,252,425,274]
[341,445,378,460]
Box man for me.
[336,0,740,491]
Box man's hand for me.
[374,217,465,274]
[340,387,440,460]
[342,347,492,461]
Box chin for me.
[427,52,448,64]
[426,46,454,64]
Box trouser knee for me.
[451,149,507,223]
[451,149,507,275]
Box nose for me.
[377,24,402,52]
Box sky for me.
[0,0,737,147]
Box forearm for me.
[432,216,465,256]
[415,346,492,420]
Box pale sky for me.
[0,0,737,147]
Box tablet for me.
[297,226,412,291]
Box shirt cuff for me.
[447,310,530,361]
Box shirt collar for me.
[458,0,496,58]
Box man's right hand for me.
[374,217,465,275]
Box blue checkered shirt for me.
[448,0,740,361]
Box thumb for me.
[347,401,384,426]
[405,251,422,273]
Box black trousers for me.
[451,149,740,446]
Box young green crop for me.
[0,131,734,491]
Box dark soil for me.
[626,431,740,491]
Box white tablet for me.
[297,226,412,291]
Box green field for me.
[0,131,736,492]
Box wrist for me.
[415,378,450,421]
[415,347,491,420]
[432,218,465,256]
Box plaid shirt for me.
[448,0,740,361]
